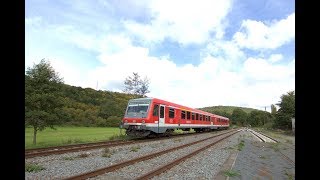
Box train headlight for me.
[142,120,145,124]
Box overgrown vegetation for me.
[237,140,245,151]
[285,170,294,180]
[25,163,45,172]
[130,145,141,152]
[223,169,241,177]
[173,138,183,143]
[63,156,76,160]
[108,133,127,141]
[77,153,90,158]
[269,142,280,152]
[102,148,115,158]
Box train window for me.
[208,116,211,121]
[196,113,199,120]
[160,106,164,118]
[200,114,202,120]
[191,113,195,120]
[169,108,175,118]
[187,111,191,120]
[153,104,159,116]
[181,111,186,119]
[205,116,208,121]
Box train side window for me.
[196,113,199,120]
[191,113,195,120]
[169,108,175,118]
[153,104,159,116]
[181,111,186,119]
[187,111,191,120]
[208,116,211,121]
[160,106,164,118]
[200,114,202,120]
[205,116,208,121]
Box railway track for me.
[62,129,240,180]
[25,130,222,158]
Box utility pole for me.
[96,81,98,90]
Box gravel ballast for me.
[25,131,230,179]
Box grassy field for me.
[25,127,126,149]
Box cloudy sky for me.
[25,0,295,112]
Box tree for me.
[123,72,150,96]
[25,59,64,145]
[98,100,122,120]
[247,110,270,127]
[271,104,277,115]
[231,108,248,126]
[138,76,150,96]
[274,91,295,129]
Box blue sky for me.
[26,0,295,112]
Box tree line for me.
[200,91,295,131]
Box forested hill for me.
[58,83,144,126]
[198,106,259,115]
[26,74,264,127]
[25,74,143,127]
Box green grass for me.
[173,128,195,134]
[237,140,245,151]
[223,170,240,177]
[270,142,280,152]
[25,127,126,149]
[25,163,45,172]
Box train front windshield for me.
[125,99,151,118]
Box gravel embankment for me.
[91,131,240,179]
[25,131,231,179]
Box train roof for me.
[129,97,228,119]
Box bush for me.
[96,117,107,127]
[106,116,122,127]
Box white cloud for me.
[268,54,283,63]
[233,13,295,49]
[77,36,294,111]
[123,0,232,45]
[243,57,294,81]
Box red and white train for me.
[122,97,230,137]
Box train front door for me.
[158,105,165,133]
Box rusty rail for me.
[63,129,237,180]
[136,130,239,179]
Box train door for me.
[158,104,165,133]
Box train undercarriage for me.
[123,125,227,138]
